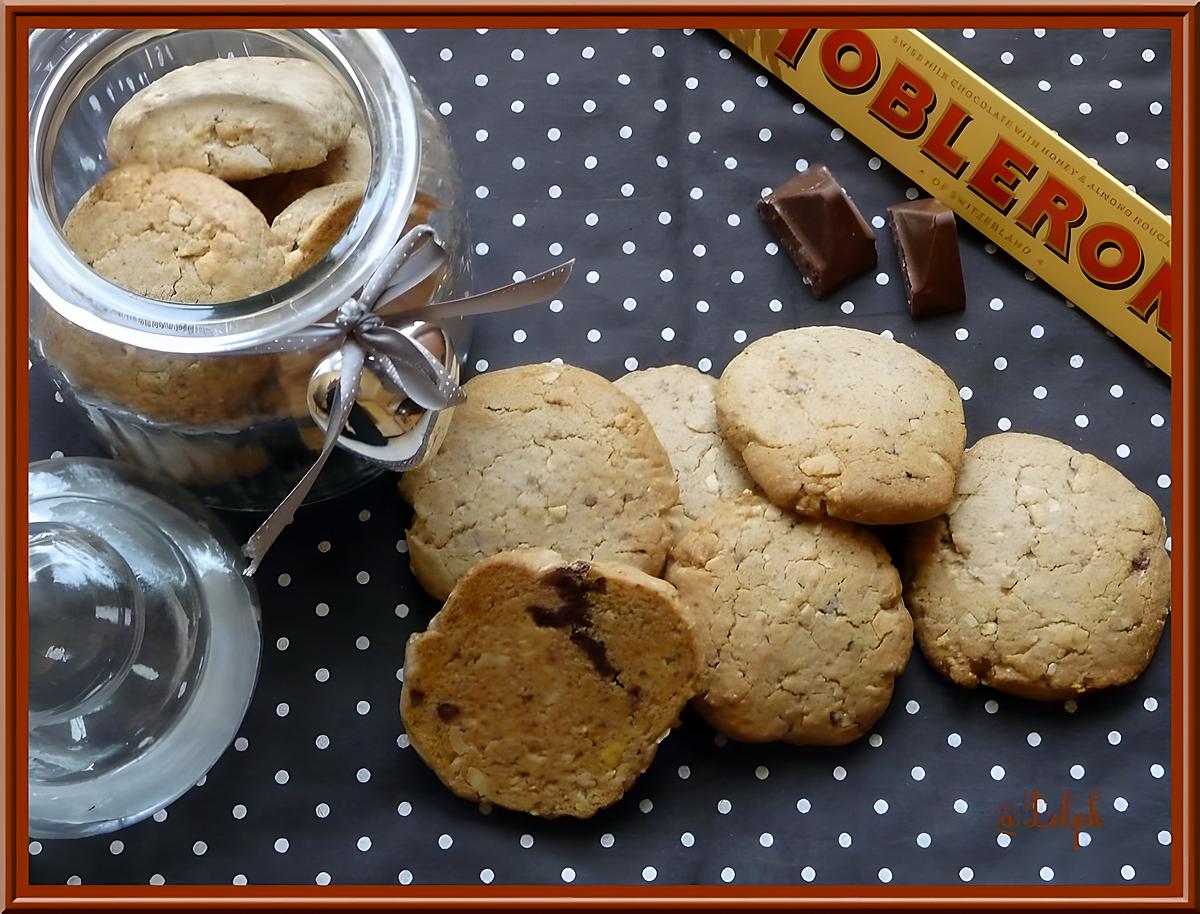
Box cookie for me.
[400,549,699,818]
[237,121,372,221]
[716,326,965,524]
[904,433,1170,700]
[666,494,913,744]
[398,363,680,601]
[271,181,365,280]
[36,306,277,427]
[63,164,285,304]
[107,56,355,181]
[615,365,756,536]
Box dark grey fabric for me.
[29,26,1172,888]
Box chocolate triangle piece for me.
[757,164,878,299]
[887,198,966,319]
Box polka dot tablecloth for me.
[29,27,1173,888]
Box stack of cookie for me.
[396,325,1170,820]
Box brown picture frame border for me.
[1,2,1194,909]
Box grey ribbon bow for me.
[241,225,574,575]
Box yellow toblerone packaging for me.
[719,28,1173,376]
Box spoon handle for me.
[379,260,575,324]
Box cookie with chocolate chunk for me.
[398,363,679,601]
[400,549,699,818]
[666,493,913,745]
[904,433,1170,700]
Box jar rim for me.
[27,28,420,354]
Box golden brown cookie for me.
[666,493,913,744]
[63,164,285,304]
[615,365,756,537]
[236,122,372,221]
[400,549,699,818]
[35,306,277,428]
[716,326,965,524]
[107,56,355,181]
[904,433,1170,700]
[271,181,365,280]
[398,363,680,601]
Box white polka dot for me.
[547,127,560,141]
[1116,131,1130,145]
[905,187,920,200]
[871,216,886,229]
[1040,866,1055,881]
[513,329,527,343]
[109,840,124,855]
[720,867,735,883]
[661,327,675,342]
[997,832,1012,848]
[624,357,639,372]
[1027,731,1042,747]
[561,867,576,883]
[1104,28,1117,37]
[149,874,165,885]
[906,700,920,714]
[355,570,370,584]
[758,127,772,142]
[1114,796,1129,812]
[1034,386,1048,400]
[275,769,290,785]
[153,809,168,822]
[1116,444,1131,459]
[1158,830,1172,845]
[1122,865,1136,880]
[624,297,637,311]
[1144,697,1159,711]
[730,270,744,284]
[67,876,82,885]
[990,765,1005,781]
[653,98,667,112]
[916,832,932,848]
[510,100,524,113]
[1142,48,1156,62]
[1076,415,1089,428]
[398,871,412,885]
[1150,101,1163,114]
[438,101,452,116]
[638,798,654,814]
[681,832,695,847]
[838,833,852,848]
[960,387,973,401]
[1110,79,1123,89]
[1070,764,1085,780]
[274,838,289,853]
[753,765,770,780]
[692,244,706,257]
[997,418,1012,431]
[1078,101,1093,114]
[985,699,999,714]
[868,734,883,748]
[959,867,974,882]
[1110,384,1124,398]
[356,700,370,715]
[911,766,925,781]
[582,99,596,113]
[315,734,330,749]
[796,798,811,813]
[801,866,816,882]
[276,573,291,588]
[660,269,674,283]
[729,214,741,226]
[717,798,732,814]
[315,802,330,818]
[840,301,855,315]
[721,99,735,112]
[873,799,889,814]
[1078,831,1091,847]
[436,833,453,850]
[830,128,845,141]
[474,73,488,87]
[1039,79,1052,91]
[833,765,847,781]
[768,299,782,312]
[1151,763,1165,778]
[698,358,712,372]
[659,211,672,224]
[1156,157,1170,170]
[315,602,329,617]
[1151,413,1165,427]
[724,156,738,170]
[875,273,890,286]
[276,702,289,717]
[954,799,969,814]
[758,832,774,848]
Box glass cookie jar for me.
[28,28,471,511]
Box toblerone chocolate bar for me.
[720,28,1173,376]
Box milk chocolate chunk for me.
[887,198,966,319]
[757,164,877,299]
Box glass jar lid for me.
[27,28,420,354]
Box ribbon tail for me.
[241,342,366,575]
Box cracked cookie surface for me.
[400,549,699,818]
[271,181,365,280]
[107,56,355,181]
[616,364,757,539]
[716,326,965,524]
[398,363,680,601]
[63,164,285,304]
[904,432,1170,700]
[665,493,913,745]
